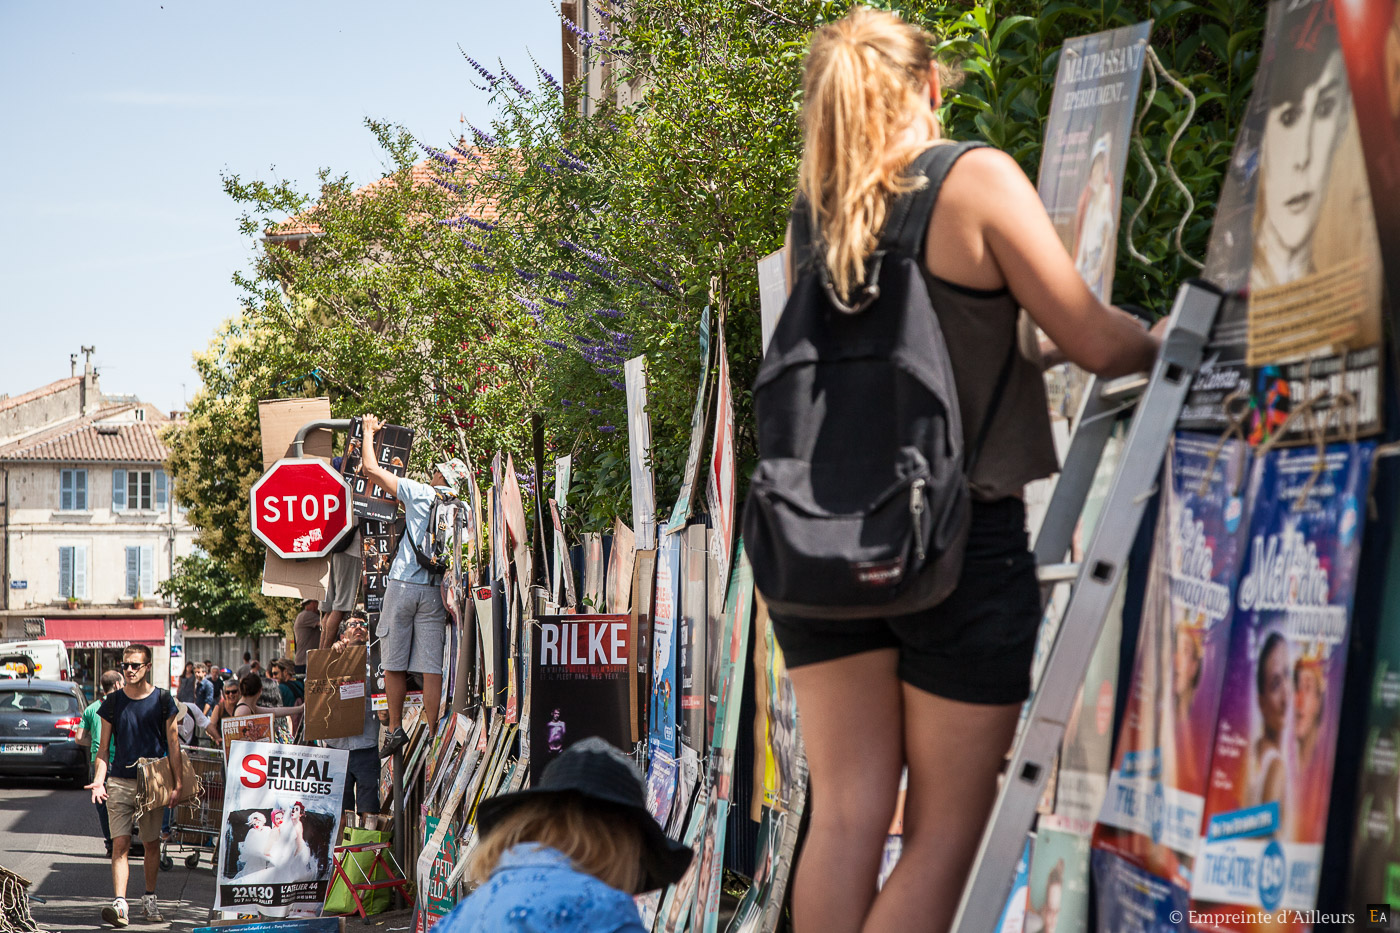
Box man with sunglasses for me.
[87,643,181,927]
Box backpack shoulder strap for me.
[880,140,989,259]
[788,140,989,272]
[788,196,818,278]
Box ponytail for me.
[798,7,947,304]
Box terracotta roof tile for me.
[266,142,505,239]
[0,376,82,414]
[0,405,170,463]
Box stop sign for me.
[250,458,353,559]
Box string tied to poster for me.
[1196,388,1250,497]
[1125,46,1204,272]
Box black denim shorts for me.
[770,497,1042,705]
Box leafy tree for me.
[163,312,318,631]
[197,0,1266,553]
[157,554,267,636]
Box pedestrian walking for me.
[76,670,122,856]
[357,413,468,756]
[761,10,1163,933]
[193,663,216,717]
[86,643,183,926]
[175,663,197,704]
[436,738,691,933]
[236,652,252,679]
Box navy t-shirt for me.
[98,687,178,779]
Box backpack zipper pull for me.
[910,479,927,563]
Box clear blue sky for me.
[0,1,560,413]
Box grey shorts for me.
[377,579,446,674]
[324,532,362,613]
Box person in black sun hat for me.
[436,738,693,932]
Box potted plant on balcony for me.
[66,595,79,610]
[133,591,145,610]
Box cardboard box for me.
[304,646,368,741]
[258,397,335,469]
[258,397,335,598]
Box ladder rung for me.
[1036,562,1080,584]
[1098,373,1149,402]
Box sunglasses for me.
[222,688,240,696]
[120,662,146,670]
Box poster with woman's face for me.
[1093,433,1252,917]
[1190,441,1372,921]
[1244,0,1385,444]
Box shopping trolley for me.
[162,745,225,870]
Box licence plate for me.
[0,743,42,754]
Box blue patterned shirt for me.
[436,844,646,933]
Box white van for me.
[0,639,73,681]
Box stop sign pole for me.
[250,457,353,559]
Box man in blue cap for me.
[358,414,469,756]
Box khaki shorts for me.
[106,776,162,843]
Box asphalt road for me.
[0,775,217,931]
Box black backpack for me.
[743,142,1014,619]
[407,491,461,579]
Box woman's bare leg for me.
[863,685,1019,933]
[788,649,904,933]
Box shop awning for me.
[44,618,167,649]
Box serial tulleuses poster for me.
[217,741,348,917]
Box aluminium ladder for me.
[949,279,1223,932]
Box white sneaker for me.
[141,894,163,923]
[101,897,129,927]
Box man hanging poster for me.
[1242,0,1384,444]
[1092,433,1252,917]
[528,614,632,764]
[217,741,348,916]
[625,355,658,551]
[1191,441,1373,924]
[649,532,681,760]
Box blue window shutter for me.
[126,547,139,598]
[140,546,154,598]
[112,469,127,511]
[155,469,168,510]
[74,545,87,599]
[76,470,87,510]
[60,471,73,510]
[59,547,73,597]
